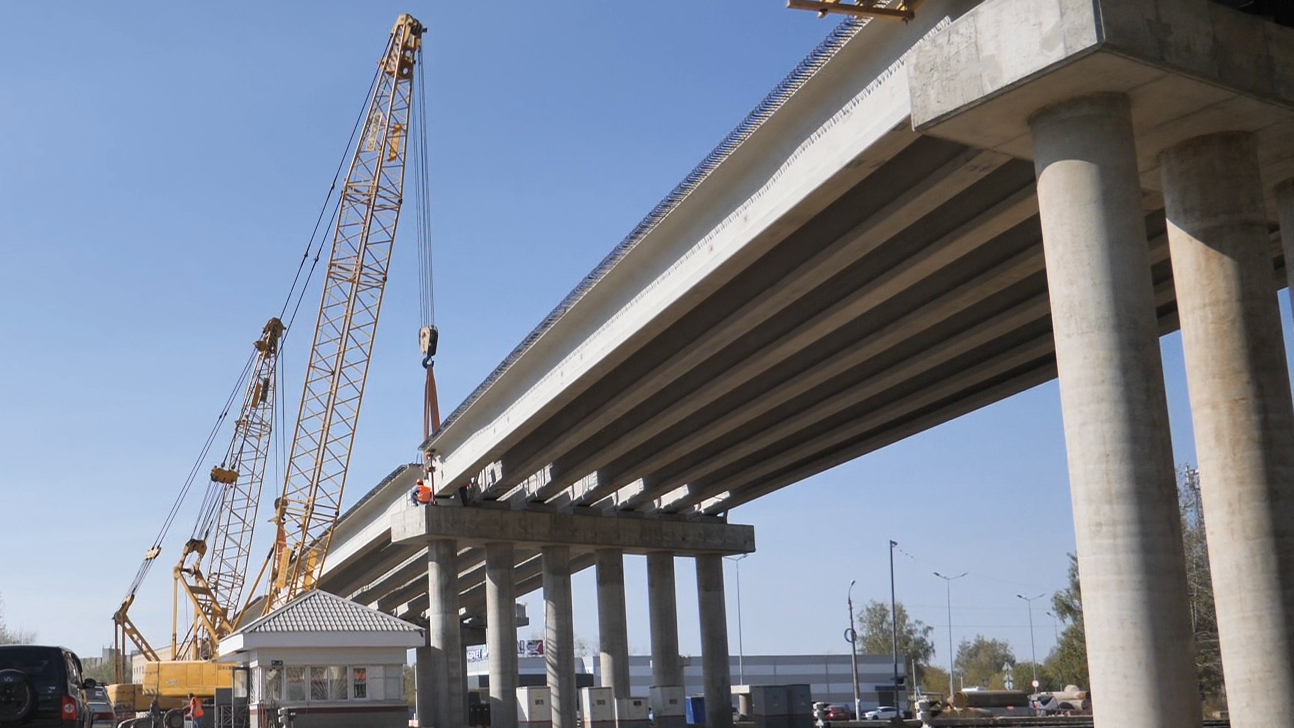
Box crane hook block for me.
[419,325,439,359]
[210,466,239,485]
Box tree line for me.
[854,465,1223,708]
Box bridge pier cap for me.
[908,0,1294,199]
[391,503,755,556]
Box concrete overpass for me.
[314,3,1294,728]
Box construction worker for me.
[149,697,163,728]
[185,693,204,728]
[415,479,433,504]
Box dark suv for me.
[0,646,93,727]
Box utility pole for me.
[846,580,861,722]
[889,540,900,709]
[1016,593,1045,692]
[726,554,748,685]
[933,571,967,702]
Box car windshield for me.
[0,646,65,691]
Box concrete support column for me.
[646,551,684,688]
[1276,179,1294,308]
[544,545,576,728]
[1163,132,1294,728]
[1029,93,1200,728]
[415,640,435,728]
[425,539,466,728]
[487,542,519,728]
[596,549,631,698]
[696,555,732,728]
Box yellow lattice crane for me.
[262,12,425,612]
[110,14,427,706]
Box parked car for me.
[83,686,112,727]
[863,706,899,720]
[824,705,853,721]
[0,644,94,727]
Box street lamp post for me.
[888,540,900,709]
[1016,593,1045,691]
[726,554,748,685]
[1044,611,1059,642]
[846,581,861,722]
[933,571,967,701]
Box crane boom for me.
[267,13,424,610]
[174,317,283,657]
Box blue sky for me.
[1,2,1289,681]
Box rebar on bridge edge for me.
[429,15,868,440]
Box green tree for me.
[1042,465,1226,707]
[954,636,1015,689]
[1043,553,1088,689]
[1179,465,1225,710]
[856,600,935,687]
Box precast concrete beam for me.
[531,155,1037,509]
[702,359,1059,515]
[392,502,755,556]
[909,0,1294,192]
[428,2,967,494]
[501,145,1014,504]
[1163,131,1294,728]
[703,267,1185,517]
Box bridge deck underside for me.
[490,128,1283,518]
[322,127,1286,617]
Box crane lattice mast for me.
[266,13,424,610]
[173,317,283,657]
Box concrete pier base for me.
[545,545,577,728]
[487,542,519,728]
[426,539,466,728]
[597,549,631,699]
[1163,132,1294,728]
[1030,93,1201,728]
[696,555,733,728]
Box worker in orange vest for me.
[185,693,205,728]
[415,479,433,504]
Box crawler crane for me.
[110,13,427,710]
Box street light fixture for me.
[725,554,748,685]
[1044,611,1059,642]
[846,580,862,722]
[1016,593,1046,691]
[933,571,967,701]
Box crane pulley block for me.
[210,466,239,485]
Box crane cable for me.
[412,46,441,440]
[122,349,256,601]
[121,60,385,606]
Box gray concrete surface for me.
[1031,93,1200,728]
[596,549,631,699]
[392,503,754,555]
[544,546,576,728]
[696,554,733,728]
[1278,178,1294,308]
[1162,131,1294,728]
[910,0,1294,190]
[425,539,466,728]
[647,552,684,689]
[486,542,519,728]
